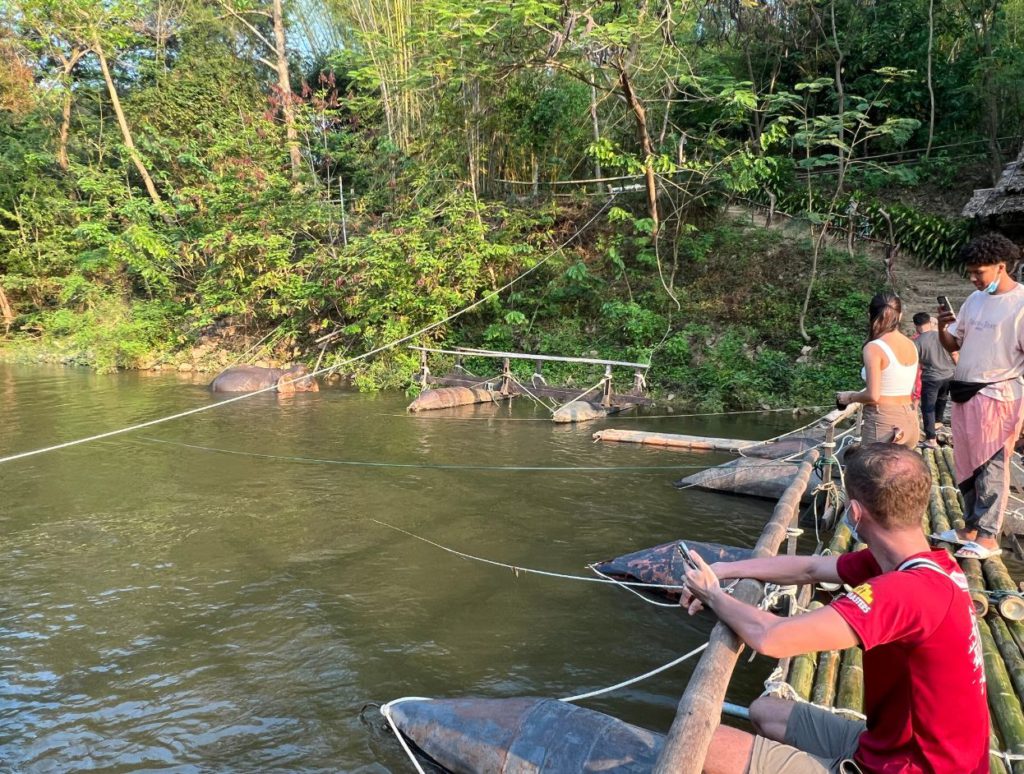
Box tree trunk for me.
[57,49,86,172]
[589,81,603,193]
[830,1,846,194]
[925,0,935,157]
[94,41,163,209]
[618,65,659,235]
[272,0,302,179]
[0,281,14,334]
[980,11,1002,184]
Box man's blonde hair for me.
[844,443,931,529]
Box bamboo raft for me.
[764,446,1024,774]
[382,410,1024,772]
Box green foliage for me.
[0,0,1013,412]
[33,296,180,372]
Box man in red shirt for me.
[681,443,988,774]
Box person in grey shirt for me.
[913,311,956,448]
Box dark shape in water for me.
[385,697,662,773]
[675,457,822,502]
[591,539,751,601]
[552,400,610,424]
[408,386,500,412]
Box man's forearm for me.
[714,554,839,585]
[938,329,959,353]
[704,585,777,654]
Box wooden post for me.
[652,450,820,774]
[632,368,646,396]
[601,365,613,408]
[532,360,545,388]
[418,349,430,384]
[500,357,512,396]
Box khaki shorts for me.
[861,403,921,448]
[747,702,866,774]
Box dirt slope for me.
[726,205,970,323]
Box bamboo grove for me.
[1,0,1023,399]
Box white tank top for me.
[860,338,918,396]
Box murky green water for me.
[0,363,809,772]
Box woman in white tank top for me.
[836,293,921,448]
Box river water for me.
[0,363,809,772]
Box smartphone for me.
[677,541,700,571]
[937,295,953,314]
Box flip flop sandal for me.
[930,529,967,546]
[954,541,1003,560]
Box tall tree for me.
[217,0,303,179]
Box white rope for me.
[380,697,432,774]
[588,565,680,608]
[0,196,617,466]
[739,410,856,459]
[504,373,558,412]
[992,749,1024,765]
[142,438,719,473]
[559,642,710,703]
[372,519,686,591]
[761,665,867,721]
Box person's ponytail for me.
[867,292,902,344]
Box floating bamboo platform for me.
[759,446,1024,774]
[406,345,652,421]
[592,428,757,452]
[382,408,1024,773]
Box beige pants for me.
[747,702,865,774]
[860,403,920,448]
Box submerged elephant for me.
[209,365,319,394]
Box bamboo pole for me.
[980,617,1024,773]
[811,647,841,707]
[834,645,864,715]
[989,614,1024,699]
[592,429,756,452]
[923,449,953,534]
[984,557,1024,622]
[993,728,1011,774]
[1007,619,1024,657]
[653,450,820,774]
[788,651,818,701]
[787,602,822,700]
[960,556,992,617]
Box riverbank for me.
[1,213,901,411]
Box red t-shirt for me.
[832,548,988,773]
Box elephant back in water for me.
[552,401,609,424]
[209,365,319,394]
[384,696,662,772]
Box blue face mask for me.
[842,506,861,543]
[985,267,1002,294]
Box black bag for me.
[948,380,989,404]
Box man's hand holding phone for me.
[936,295,956,330]
[678,542,722,615]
